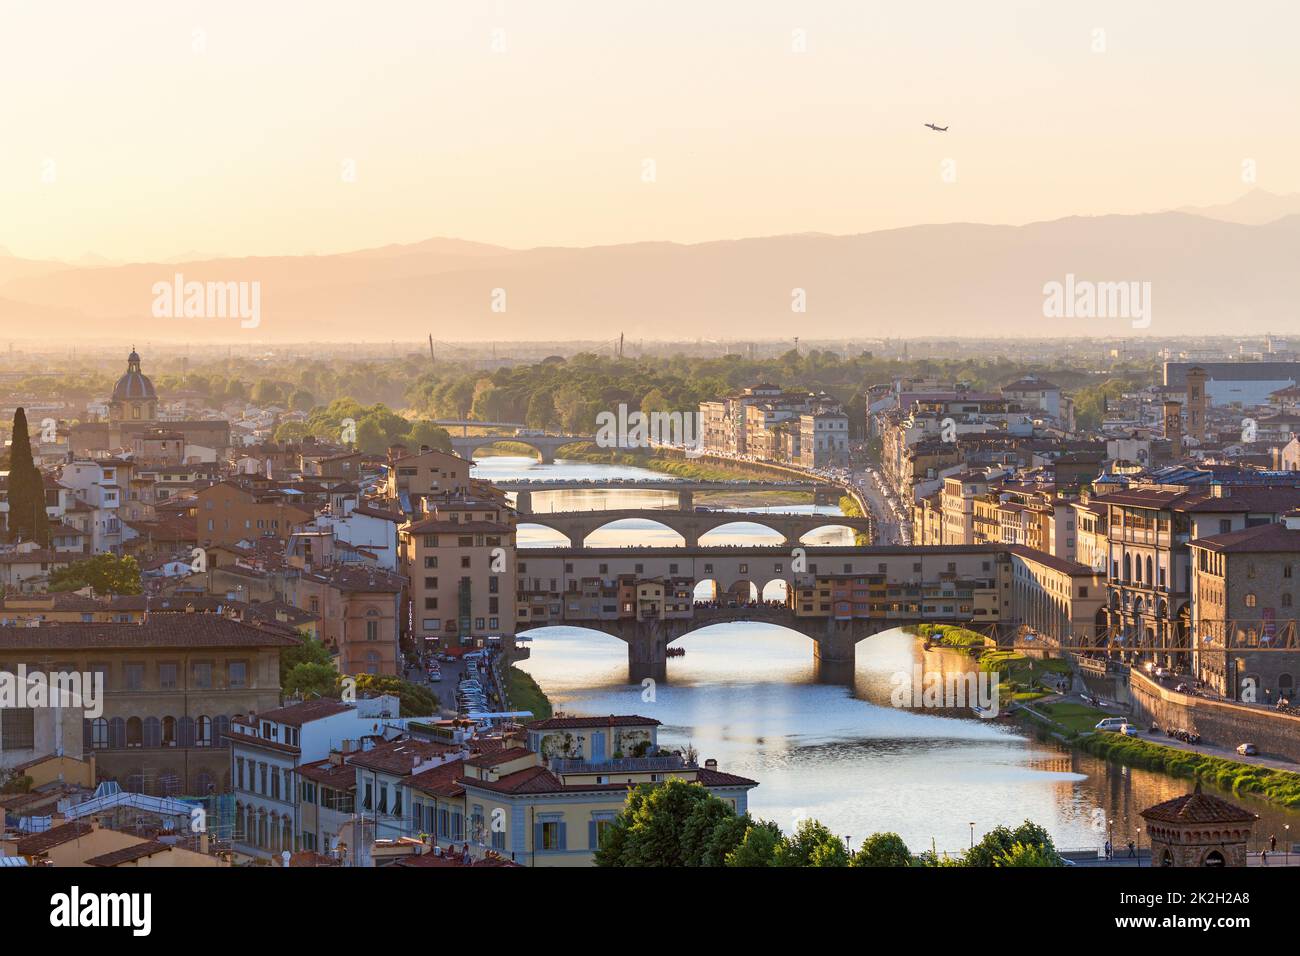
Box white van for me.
[1095,717,1128,731]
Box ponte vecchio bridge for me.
[514,544,1016,681]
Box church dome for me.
[112,349,157,402]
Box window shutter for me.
[588,821,598,849]
[534,823,543,849]
[558,821,567,850]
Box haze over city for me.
[2,1,1299,343]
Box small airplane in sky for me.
[925,123,948,132]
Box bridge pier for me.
[623,619,677,684]
[678,489,693,510]
[514,490,532,514]
[814,486,837,507]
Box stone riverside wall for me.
[1128,670,1300,763]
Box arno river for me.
[475,454,1300,855]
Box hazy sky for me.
[2,0,1297,262]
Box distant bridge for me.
[493,478,842,511]
[517,508,872,548]
[449,433,594,464]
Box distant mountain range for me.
[1175,188,1300,225]
[2,194,1298,342]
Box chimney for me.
[704,758,718,772]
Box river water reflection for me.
[476,455,1300,854]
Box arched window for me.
[1244,593,1257,608]
[1283,593,1293,608]
[162,716,176,747]
[366,651,380,675]
[1145,557,1153,585]
[126,716,143,748]
[196,715,213,748]
[91,718,109,749]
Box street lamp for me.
[969,822,976,849]
[1286,824,1291,866]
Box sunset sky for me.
[2,0,1297,262]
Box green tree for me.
[700,812,753,867]
[679,793,739,866]
[405,420,452,453]
[774,817,850,867]
[273,421,312,443]
[48,553,142,595]
[279,635,333,684]
[5,408,49,546]
[994,841,1065,867]
[963,820,1057,867]
[283,662,339,700]
[725,819,783,867]
[348,673,438,716]
[594,779,715,866]
[850,831,914,867]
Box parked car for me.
[1095,717,1128,731]
[1119,724,1139,737]
[1237,743,1258,756]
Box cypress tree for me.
[7,407,49,547]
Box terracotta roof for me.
[694,767,760,788]
[1192,522,1300,554]
[0,550,64,565]
[250,699,352,726]
[14,821,94,856]
[298,757,359,789]
[0,617,302,651]
[401,757,468,798]
[347,739,460,775]
[1141,792,1257,826]
[300,565,405,594]
[461,764,564,795]
[463,746,531,769]
[85,840,171,867]
[403,519,514,534]
[350,503,406,522]
[392,848,520,868]
[525,715,661,731]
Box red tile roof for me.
[346,738,461,775]
[13,821,94,856]
[85,840,171,867]
[1141,792,1257,825]
[0,617,302,650]
[525,715,660,731]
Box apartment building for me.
[289,564,405,675]
[0,616,299,797]
[192,480,313,549]
[400,495,517,646]
[384,446,473,513]
[1005,546,1106,648]
[1095,483,1300,668]
[1190,514,1300,700]
[227,696,402,861]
